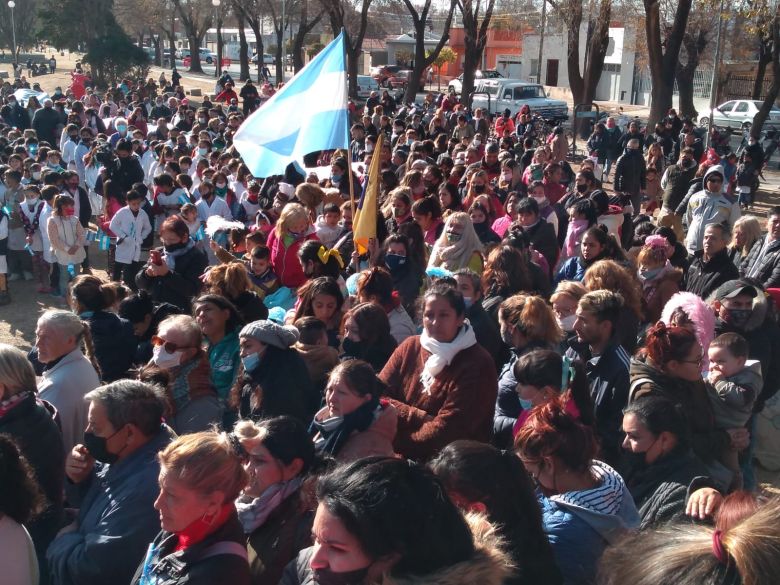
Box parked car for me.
[176,48,215,64]
[471,79,569,123]
[183,55,230,68]
[698,100,780,132]
[356,75,380,100]
[251,53,275,65]
[386,69,412,90]
[448,69,503,95]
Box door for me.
[733,101,750,128]
[715,101,735,127]
[545,59,559,87]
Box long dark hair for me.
[430,441,563,584]
[0,434,45,524]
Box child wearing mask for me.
[109,189,153,287]
[47,194,86,297]
[19,185,48,292]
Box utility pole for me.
[536,0,546,83]
[705,0,725,150]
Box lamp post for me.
[8,0,17,67]
[212,0,221,78]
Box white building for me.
[521,25,638,104]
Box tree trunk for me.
[216,18,224,77]
[676,64,697,119]
[460,44,481,110]
[347,47,360,98]
[151,33,162,67]
[293,30,306,72]
[274,25,284,85]
[751,11,780,139]
[188,33,204,72]
[457,0,495,110]
[237,13,250,81]
[752,41,772,100]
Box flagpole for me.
[340,28,357,229]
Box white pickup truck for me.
[471,79,569,123]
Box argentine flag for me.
[234,32,349,178]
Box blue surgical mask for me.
[198,147,208,157]
[117,124,127,133]
[330,173,342,184]
[519,397,534,410]
[638,266,664,282]
[463,296,474,309]
[241,352,260,372]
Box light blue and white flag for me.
[233,31,349,178]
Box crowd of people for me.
[1,64,780,585]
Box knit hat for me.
[239,320,299,348]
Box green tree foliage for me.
[84,22,150,87]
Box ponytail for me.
[566,359,594,427]
[80,322,102,380]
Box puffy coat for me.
[684,166,741,254]
[740,235,780,289]
[684,248,739,300]
[614,148,647,196]
[660,158,699,212]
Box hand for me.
[685,487,723,520]
[65,444,94,484]
[727,427,750,450]
[116,237,125,246]
[209,239,219,251]
[707,370,724,384]
[67,245,79,255]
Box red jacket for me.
[266,228,318,289]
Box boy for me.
[109,189,153,289]
[3,169,32,281]
[293,316,340,393]
[315,202,343,248]
[707,332,762,488]
[40,186,58,293]
[246,245,278,300]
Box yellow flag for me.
[353,133,383,255]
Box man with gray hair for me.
[47,380,173,585]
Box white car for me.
[698,100,780,132]
[176,48,215,64]
[356,75,380,100]
[448,69,503,95]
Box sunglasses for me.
[151,336,191,354]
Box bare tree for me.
[675,26,708,119]
[292,0,325,72]
[400,0,457,103]
[233,0,267,82]
[752,2,780,138]
[170,0,216,73]
[321,0,374,98]
[235,8,252,80]
[456,0,496,109]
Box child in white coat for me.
[109,189,152,288]
[18,185,48,292]
[47,194,86,297]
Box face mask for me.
[576,183,588,194]
[557,314,577,332]
[532,195,547,206]
[198,147,208,157]
[215,182,227,189]
[724,308,752,329]
[365,144,374,153]
[446,231,462,243]
[117,124,127,133]
[392,207,406,218]
[519,397,534,410]
[288,229,304,238]
[64,208,75,217]
[621,448,649,476]
[83,429,122,464]
[28,148,38,157]
[164,241,187,253]
[312,566,370,585]
[330,173,342,184]
[341,337,363,358]
[638,266,664,282]
[152,344,184,369]
[241,352,260,372]
[502,172,513,182]
[473,184,486,194]
[463,296,474,309]
[385,253,407,271]
[199,117,208,124]
[32,172,41,180]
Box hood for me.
[660,292,716,353]
[703,165,725,195]
[380,513,512,585]
[707,282,770,333]
[548,461,639,544]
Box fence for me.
[721,74,775,101]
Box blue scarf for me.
[163,239,195,271]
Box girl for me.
[438,182,463,217]
[636,234,683,323]
[469,201,501,245]
[292,277,344,348]
[47,194,86,297]
[411,196,444,246]
[19,186,48,293]
[213,170,240,218]
[266,203,318,289]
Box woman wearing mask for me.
[282,457,511,585]
[131,431,250,585]
[234,417,319,585]
[463,170,504,218]
[355,267,415,345]
[213,170,240,219]
[635,236,683,323]
[428,212,484,274]
[401,169,427,201]
[266,203,318,289]
[515,399,640,585]
[469,201,501,245]
[231,320,319,424]
[550,280,587,348]
[491,191,520,239]
[340,302,397,372]
[379,284,498,460]
[431,441,564,585]
[496,160,522,198]
[136,215,209,312]
[557,198,597,265]
[493,294,563,448]
[376,234,423,313]
[384,187,414,235]
[311,360,397,461]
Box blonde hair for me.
[274,202,310,238]
[498,294,563,345]
[583,259,643,320]
[428,212,483,272]
[0,344,37,398]
[550,281,588,306]
[205,262,251,299]
[158,430,247,502]
[597,496,780,585]
[733,215,763,256]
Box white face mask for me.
[152,345,184,369]
[557,314,577,332]
[533,195,547,206]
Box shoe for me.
[7,273,21,282]
[0,291,10,305]
[23,271,34,281]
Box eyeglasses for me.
[151,336,191,354]
[679,355,704,367]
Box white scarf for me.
[419,323,477,392]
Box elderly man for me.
[35,309,101,454]
[685,222,739,299]
[47,380,173,585]
[149,314,221,433]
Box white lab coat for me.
[109,206,152,263]
[39,203,54,263]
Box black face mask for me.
[576,183,588,194]
[473,184,486,194]
[164,241,187,253]
[313,566,370,585]
[84,428,123,464]
[341,338,363,358]
[621,448,649,479]
[724,308,752,329]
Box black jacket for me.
[614,149,647,195]
[84,310,138,381]
[523,220,559,276]
[32,106,62,146]
[661,159,698,211]
[110,154,146,194]
[136,245,209,312]
[231,290,268,323]
[740,236,780,289]
[685,248,739,299]
[467,300,504,373]
[131,511,250,585]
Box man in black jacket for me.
[111,140,146,193]
[31,98,62,146]
[658,147,698,240]
[566,290,631,467]
[740,207,780,289]
[453,269,504,372]
[685,223,739,298]
[614,137,646,215]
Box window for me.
[514,86,544,100]
[503,89,513,99]
[719,102,735,113]
[734,102,749,113]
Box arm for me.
[108,212,127,239]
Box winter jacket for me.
[48,427,175,585]
[312,402,398,462]
[266,228,319,289]
[614,149,647,196]
[740,235,780,289]
[0,394,64,583]
[466,300,504,372]
[556,256,587,283]
[586,132,609,162]
[83,310,138,381]
[247,488,314,585]
[231,290,268,323]
[565,340,631,466]
[660,159,698,212]
[684,166,741,253]
[685,248,740,300]
[166,351,222,434]
[48,214,86,265]
[524,220,559,275]
[541,461,639,585]
[294,342,340,391]
[136,244,208,311]
[280,513,512,585]
[234,346,319,425]
[379,336,498,461]
[130,509,250,585]
[709,360,762,428]
[605,126,623,159]
[32,106,62,146]
[625,447,713,530]
[388,305,417,345]
[110,154,146,194]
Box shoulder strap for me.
[199,540,249,562]
[629,377,654,401]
